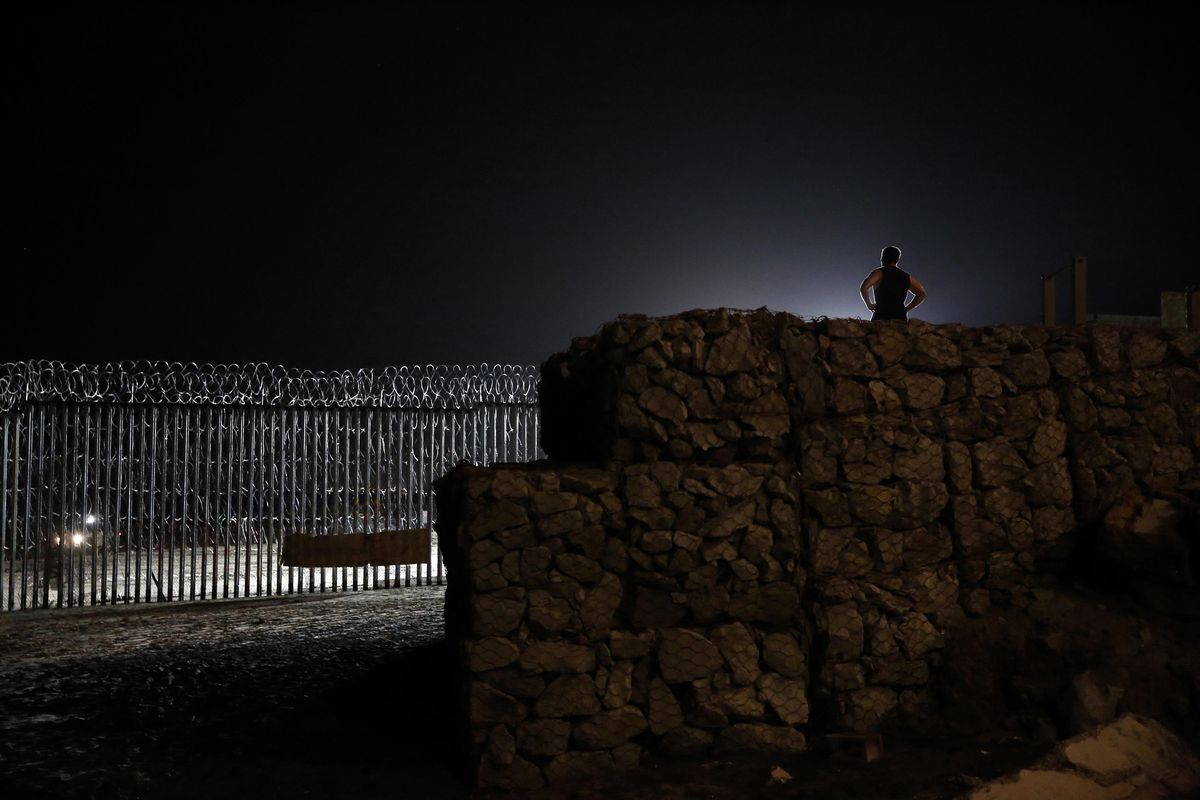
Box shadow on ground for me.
[148,641,467,800]
[6,587,1193,799]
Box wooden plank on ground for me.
[281,529,431,568]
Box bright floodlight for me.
[85,514,96,524]
[72,533,85,546]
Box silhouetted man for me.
[860,245,927,320]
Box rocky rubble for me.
[442,310,1200,788]
[961,714,1200,800]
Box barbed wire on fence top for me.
[0,361,541,412]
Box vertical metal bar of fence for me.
[261,407,270,596]
[256,407,266,597]
[221,407,234,600]
[439,410,451,585]
[124,410,134,603]
[201,407,211,601]
[395,409,404,585]
[106,409,116,604]
[192,410,201,604]
[416,413,427,586]
[272,407,280,596]
[369,408,379,589]
[340,408,350,591]
[15,411,22,610]
[200,406,210,601]
[3,415,12,612]
[153,407,161,602]
[248,408,257,597]
[320,409,329,593]
[229,409,238,600]
[220,406,229,599]
[53,407,66,608]
[45,406,54,609]
[246,407,258,598]
[184,408,195,602]
[358,408,367,588]
[231,407,243,599]
[185,406,195,602]
[1,414,9,612]
[66,409,75,607]
[57,406,68,608]
[82,407,92,606]
[311,407,318,592]
[491,403,499,467]
[83,410,91,604]
[271,407,278,596]
[403,410,412,587]
[106,407,115,605]
[350,409,360,592]
[286,409,296,594]
[178,407,189,600]
[21,406,33,610]
[421,411,430,586]
[430,408,440,584]
[164,406,177,602]
[142,408,152,603]
[303,408,314,593]
[245,405,253,597]
[242,408,250,598]
[164,404,176,603]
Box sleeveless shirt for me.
[872,265,911,321]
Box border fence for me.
[0,361,542,612]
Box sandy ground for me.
[0,588,1052,800]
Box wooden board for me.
[281,529,431,568]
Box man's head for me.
[881,246,901,266]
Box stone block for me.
[657,628,724,683]
[756,673,809,725]
[536,674,601,717]
[762,632,807,679]
[711,622,760,686]
[519,642,597,674]
[572,706,648,750]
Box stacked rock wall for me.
[437,460,810,790]
[440,309,1200,789]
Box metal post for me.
[1041,272,1056,326]
[1072,256,1087,325]
[1,414,8,612]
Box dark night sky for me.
[12,2,1196,370]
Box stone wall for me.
[439,310,1200,789]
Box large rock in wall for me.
[444,310,1200,788]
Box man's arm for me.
[860,269,882,311]
[906,275,928,312]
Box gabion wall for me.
[439,310,1200,789]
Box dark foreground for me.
[0,589,1050,800]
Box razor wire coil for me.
[0,361,540,412]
